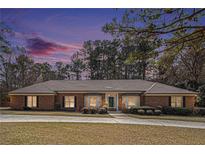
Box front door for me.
[108,97,114,107]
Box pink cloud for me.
[26,36,82,56]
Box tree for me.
[103,9,205,52]
[124,36,159,79]
[15,54,37,88]
[70,52,85,80]
[38,62,56,81]
[0,22,15,105]
[81,39,157,80]
[198,84,205,107]
[54,62,67,80]
[156,33,205,90]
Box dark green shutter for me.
[168,96,171,106]
[62,96,65,108]
[24,96,27,107]
[37,96,39,107]
[74,96,77,108]
[183,96,186,108]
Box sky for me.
[0,9,124,64]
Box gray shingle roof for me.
[9,80,197,95]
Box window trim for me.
[26,96,38,108]
[84,95,102,108]
[171,96,183,108]
[122,95,140,108]
[64,96,75,108]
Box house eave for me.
[145,93,198,96]
[56,90,146,93]
[9,93,56,96]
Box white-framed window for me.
[122,95,140,108]
[84,95,102,108]
[171,96,183,107]
[64,96,75,108]
[27,96,37,108]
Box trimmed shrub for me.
[81,107,89,114]
[23,106,31,111]
[162,106,192,116]
[138,109,145,115]
[154,109,162,115]
[175,108,192,116]
[162,106,174,114]
[90,107,97,114]
[156,106,162,110]
[98,107,108,114]
[130,107,138,114]
[102,105,108,110]
[146,110,154,115]
[193,107,205,116]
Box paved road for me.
[0,114,205,129]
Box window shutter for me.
[183,96,186,108]
[168,96,171,106]
[74,96,77,108]
[37,96,39,108]
[62,96,65,108]
[24,96,27,107]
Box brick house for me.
[9,80,197,111]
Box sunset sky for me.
[0,9,124,63]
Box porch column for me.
[86,96,90,108]
[116,93,119,111]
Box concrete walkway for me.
[0,114,205,129]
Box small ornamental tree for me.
[198,85,205,107]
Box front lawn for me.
[127,114,205,123]
[0,122,205,144]
[0,110,112,118]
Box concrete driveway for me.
[1,113,205,129]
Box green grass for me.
[0,122,205,144]
[127,114,205,123]
[0,110,112,118]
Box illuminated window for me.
[122,96,140,108]
[171,96,183,107]
[84,96,102,108]
[64,96,75,108]
[27,96,37,108]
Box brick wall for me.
[38,95,55,110]
[56,93,106,111]
[10,95,55,110]
[10,95,25,110]
[10,94,196,111]
[144,96,196,108]
[185,96,196,109]
[144,96,169,107]
[56,93,84,111]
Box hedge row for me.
[123,106,162,116]
[162,107,192,116]
[123,106,205,116]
